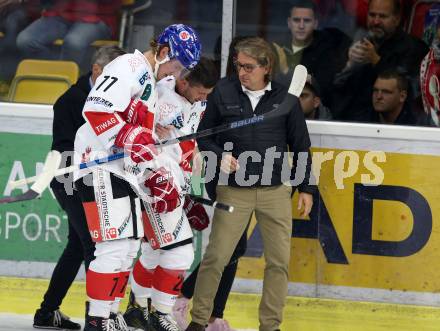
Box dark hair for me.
[377,68,409,91]
[92,45,126,67]
[289,0,318,17]
[368,0,401,16]
[226,35,253,77]
[234,37,276,82]
[186,57,219,89]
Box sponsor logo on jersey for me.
[141,84,152,101]
[138,71,151,85]
[81,146,92,163]
[86,96,114,108]
[118,213,131,235]
[85,111,121,135]
[162,232,173,243]
[105,227,117,239]
[179,30,190,41]
[170,114,184,129]
[172,214,184,239]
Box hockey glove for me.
[120,98,154,128]
[144,167,180,213]
[115,123,157,163]
[183,196,210,231]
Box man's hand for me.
[115,124,157,163]
[183,196,210,231]
[155,123,175,140]
[297,192,313,217]
[273,43,289,75]
[220,154,239,173]
[347,39,380,67]
[144,167,180,213]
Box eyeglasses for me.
[234,61,261,73]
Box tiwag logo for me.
[84,111,121,135]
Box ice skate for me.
[84,314,116,331]
[148,310,180,331]
[110,312,129,331]
[33,309,81,330]
[123,292,150,331]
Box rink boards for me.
[1,103,440,307]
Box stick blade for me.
[30,150,62,194]
[288,64,308,97]
[0,189,40,204]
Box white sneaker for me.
[171,297,190,330]
[205,318,236,331]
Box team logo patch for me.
[179,30,190,41]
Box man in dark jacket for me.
[273,0,351,108]
[332,0,429,122]
[33,45,125,330]
[370,69,435,126]
[185,37,314,331]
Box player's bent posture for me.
[123,57,218,331]
[73,24,201,331]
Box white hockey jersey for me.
[74,49,159,187]
[155,76,207,192]
[141,76,208,249]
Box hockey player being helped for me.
[123,57,218,331]
[73,24,201,331]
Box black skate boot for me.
[123,291,150,330]
[109,312,129,331]
[33,309,81,330]
[148,310,181,331]
[84,314,115,331]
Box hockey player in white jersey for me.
[73,24,201,331]
[123,58,218,331]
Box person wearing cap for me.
[299,75,332,120]
[73,23,201,331]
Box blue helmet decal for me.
[157,24,202,69]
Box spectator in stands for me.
[332,0,429,122]
[0,0,40,53]
[273,0,351,107]
[33,45,126,330]
[420,25,440,126]
[300,74,332,120]
[16,0,121,70]
[370,69,434,126]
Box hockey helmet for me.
[157,24,201,70]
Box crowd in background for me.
[0,0,439,127]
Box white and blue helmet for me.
[157,24,202,70]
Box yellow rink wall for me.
[236,122,440,306]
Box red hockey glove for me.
[183,196,210,231]
[120,98,154,128]
[115,123,157,163]
[144,167,181,213]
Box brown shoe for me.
[185,321,206,331]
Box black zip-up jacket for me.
[197,76,315,194]
[51,73,90,189]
